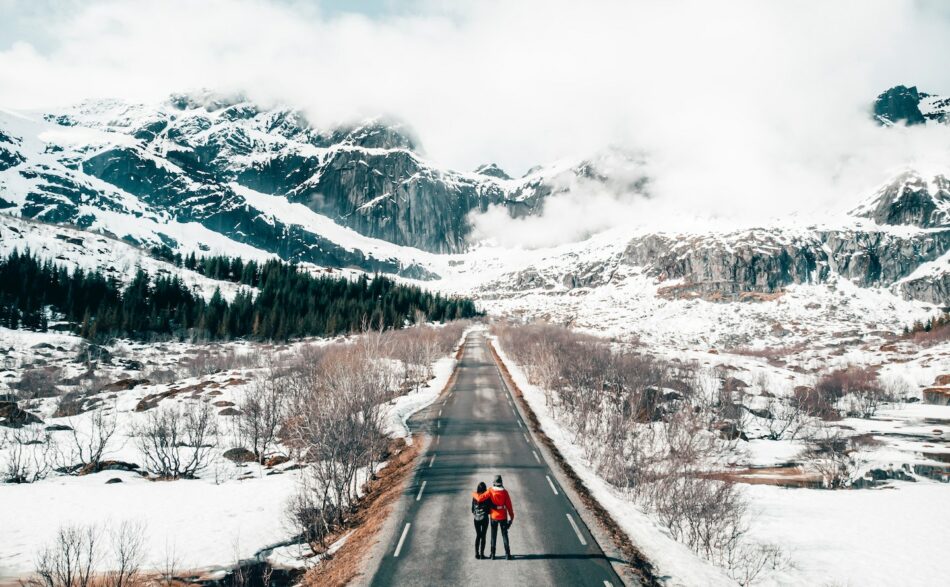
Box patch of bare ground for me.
[135,377,247,411]
[487,340,661,587]
[706,466,822,488]
[303,435,422,587]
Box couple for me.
[471,474,516,560]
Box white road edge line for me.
[416,480,427,501]
[429,454,436,467]
[394,523,411,557]
[533,450,541,464]
[435,435,440,445]
[517,420,523,429]
[546,475,559,495]
[603,582,613,587]
[522,432,530,443]
[566,514,587,546]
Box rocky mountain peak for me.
[874,85,950,126]
[331,119,419,151]
[474,163,511,180]
[874,85,926,125]
[851,171,950,228]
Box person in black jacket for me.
[471,481,492,559]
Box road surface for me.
[368,331,625,586]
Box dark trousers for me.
[474,518,488,556]
[490,519,510,556]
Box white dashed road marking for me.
[532,450,541,464]
[394,523,411,557]
[416,480,427,501]
[566,514,587,546]
[546,475,559,495]
[429,454,436,467]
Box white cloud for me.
[2,0,950,245]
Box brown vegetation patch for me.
[98,378,150,392]
[487,341,660,587]
[302,436,422,587]
[134,378,246,411]
[707,466,822,488]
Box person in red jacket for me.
[478,474,513,560]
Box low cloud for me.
[2,0,950,246]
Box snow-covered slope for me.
[0,214,253,301]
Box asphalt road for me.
[368,331,624,586]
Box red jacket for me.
[474,486,514,522]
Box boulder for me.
[0,402,43,428]
[223,447,257,463]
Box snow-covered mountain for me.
[0,92,640,274]
[2,87,950,344]
[873,85,950,126]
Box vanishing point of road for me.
[367,331,625,586]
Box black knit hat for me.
[493,474,503,486]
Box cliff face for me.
[615,227,950,304]
[1,95,623,257]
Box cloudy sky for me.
[2,0,950,240]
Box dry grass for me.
[705,466,822,488]
[487,340,661,587]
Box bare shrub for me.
[792,386,840,421]
[803,427,855,489]
[237,370,287,461]
[30,524,100,587]
[494,321,757,565]
[3,425,55,483]
[726,543,786,586]
[880,375,914,403]
[178,346,258,379]
[61,406,118,473]
[15,367,63,400]
[814,365,885,418]
[132,401,219,479]
[106,521,146,587]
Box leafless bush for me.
[880,375,914,403]
[142,367,179,385]
[131,401,219,479]
[237,370,287,461]
[15,367,63,400]
[803,426,855,489]
[726,543,786,586]
[30,524,100,587]
[644,475,747,561]
[3,425,55,483]
[60,406,118,473]
[178,347,258,378]
[106,521,146,587]
[493,321,779,577]
[814,365,885,419]
[285,470,342,550]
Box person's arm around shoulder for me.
[473,490,492,503]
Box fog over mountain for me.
[3,0,950,244]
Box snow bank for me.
[745,482,950,586]
[0,470,297,580]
